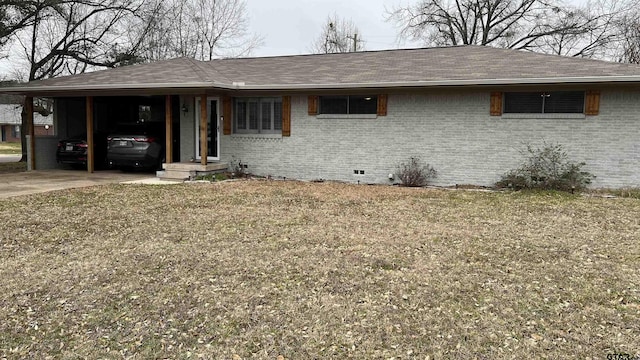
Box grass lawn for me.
[0,162,26,173]
[0,142,21,155]
[0,181,638,358]
[0,142,24,173]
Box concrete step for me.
[157,163,229,181]
[163,162,228,172]
[157,169,191,181]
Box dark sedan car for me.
[56,133,107,169]
[106,122,165,171]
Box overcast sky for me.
[0,0,416,77]
[0,0,587,77]
[246,0,418,57]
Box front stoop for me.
[157,162,228,181]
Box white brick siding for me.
[180,89,640,188]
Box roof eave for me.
[2,75,640,95]
[238,76,640,90]
[0,82,235,95]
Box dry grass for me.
[0,181,639,359]
[0,142,21,155]
[0,162,26,173]
[591,188,640,200]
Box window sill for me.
[230,133,283,139]
[501,113,586,119]
[316,114,378,120]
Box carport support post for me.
[200,94,207,166]
[86,96,94,173]
[165,95,173,164]
[25,96,35,170]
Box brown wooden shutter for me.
[222,96,232,135]
[308,95,318,115]
[282,96,291,137]
[377,94,388,116]
[585,90,600,115]
[490,92,503,116]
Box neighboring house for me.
[0,95,54,143]
[1,45,640,187]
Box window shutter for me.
[377,94,388,116]
[585,90,600,115]
[282,96,291,137]
[308,95,318,115]
[222,96,232,135]
[490,92,503,116]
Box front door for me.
[195,97,219,161]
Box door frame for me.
[194,96,220,161]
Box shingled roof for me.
[4,45,640,95]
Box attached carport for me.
[50,95,182,172]
[21,93,182,173]
[2,58,231,175]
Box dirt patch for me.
[0,161,26,173]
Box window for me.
[12,125,20,138]
[319,95,378,114]
[138,105,152,122]
[504,91,585,114]
[234,97,282,134]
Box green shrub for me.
[496,143,594,192]
[396,157,437,187]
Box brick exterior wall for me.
[1,125,20,142]
[34,126,53,136]
[1,125,52,143]
[35,89,640,188]
[193,88,639,188]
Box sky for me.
[0,0,588,77]
[0,0,417,78]
[245,0,419,57]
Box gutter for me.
[236,75,640,90]
[2,75,640,95]
[0,82,227,93]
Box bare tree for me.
[310,14,366,54]
[530,0,633,58]
[4,0,262,161]
[129,0,262,61]
[6,0,146,161]
[616,10,640,63]
[0,1,47,54]
[191,0,261,60]
[387,0,625,56]
[125,0,177,62]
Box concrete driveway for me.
[0,170,167,199]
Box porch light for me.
[181,103,188,114]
